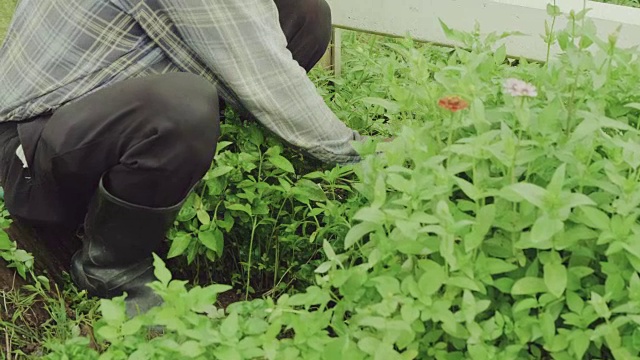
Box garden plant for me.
[3,0,640,359]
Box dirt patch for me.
[215,289,246,310]
[0,289,50,357]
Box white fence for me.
[324,0,640,74]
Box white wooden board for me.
[325,0,640,62]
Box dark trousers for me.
[0,0,333,227]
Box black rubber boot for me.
[70,177,183,317]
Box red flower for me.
[438,96,469,112]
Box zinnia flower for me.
[503,78,537,97]
[438,96,469,112]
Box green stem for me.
[511,102,524,185]
[447,115,455,150]
[269,200,288,288]
[199,181,207,201]
[579,148,596,194]
[566,81,578,136]
[546,0,558,66]
[245,215,259,300]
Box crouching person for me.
[0,0,363,316]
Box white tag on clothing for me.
[16,145,28,168]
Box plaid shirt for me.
[0,0,362,164]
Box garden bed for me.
[3,2,640,359]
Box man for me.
[0,0,364,316]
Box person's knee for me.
[142,73,220,171]
[299,0,332,51]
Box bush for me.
[45,9,640,360]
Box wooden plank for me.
[318,48,333,70]
[326,0,640,62]
[317,28,343,75]
[333,28,343,77]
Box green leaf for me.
[511,277,547,295]
[500,183,548,209]
[401,303,420,323]
[386,173,412,193]
[315,261,332,274]
[344,222,378,249]
[447,276,480,292]
[196,209,210,226]
[168,233,192,259]
[371,174,387,209]
[323,338,365,360]
[225,203,252,216]
[547,163,566,195]
[247,126,264,146]
[96,324,119,342]
[322,239,337,261]
[215,141,233,153]
[590,292,611,320]
[208,166,234,178]
[466,205,496,252]
[540,312,556,344]
[353,207,386,224]
[530,215,564,243]
[571,330,590,359]
[121,317,144,336]
[624,103,640,111]
[371,276,400,298]
[358,337,381,355]
[418,260,446,296]
[216,346,242,360]
[455,177,481,200]
[547,3,561,16]
[36,276,50,291]
[563,193,596,209]
[99,299,126,326]
[566,291,584,313]
[578,207,610,230]
[0,231,12,250]
[439,19,472,45]
[292,179,328,203]
[179,341,204,358]
[513,298,539,313]
[268,155,295,174]
[220,311,239,338]
[483,258,518,275]
[544,263,567,298]
[153,254,172,286]
[361,97,400,114]
[198,228,224,255]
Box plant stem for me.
[269,200,288,288]
[245,215,259,301]
[566,80,578,136]
[546,0,558,65]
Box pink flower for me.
[503,78,538,97]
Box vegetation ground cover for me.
[3,0,640,359]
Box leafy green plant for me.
[166,116,361,298]
[24,2,640,359]
[0,202,34,281]
[596,0,640,7]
